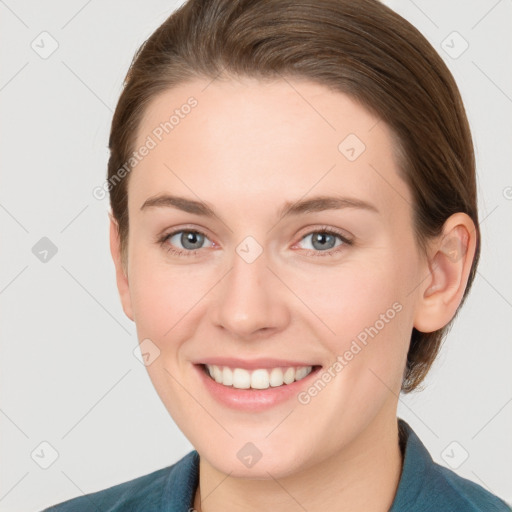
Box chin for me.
[197,439,318,480]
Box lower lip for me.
[194,364,322,412]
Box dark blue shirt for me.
[42,419,511,511]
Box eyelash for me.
[157,225,353,258]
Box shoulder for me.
[40,450,199,512]
[392,419,511,512]
[424,458,511,511]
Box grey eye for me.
[167,230,211,251]
[300,232,343,251]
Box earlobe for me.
[109,213,134,322]
[413,213,476,333]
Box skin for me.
[109,77,476,511]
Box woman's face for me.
[113,77,427,477]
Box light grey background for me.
[0,1,511,510]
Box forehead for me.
[129,77,410,220]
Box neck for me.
[193,413,404,512]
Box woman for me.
[43,0,511,510]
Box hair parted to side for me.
[107,0,480,393]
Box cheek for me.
[127,259,207,414]
[296,259,403,334]
[128,253,202,339]
[298,258,411,384]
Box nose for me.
[210,245,290,339]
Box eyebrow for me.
[140,193,379,218]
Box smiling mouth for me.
[199,363,323,390]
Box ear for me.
[413,212,477,333]
[109,212,134,322]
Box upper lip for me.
[193,357,322,370]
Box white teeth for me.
[222,366,233,386]
[233,368,251,389]
[269,367,284,387]
[212,365,223,383]
[283,367,295,384]
[251,369,269,389]
[295,366,310,381]
[205,364,314,389]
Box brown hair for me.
[107,0,480,393]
